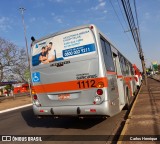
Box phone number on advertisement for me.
[63,47,91,57]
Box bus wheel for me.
[124,87,130,110]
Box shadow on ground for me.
[21,108,105,130]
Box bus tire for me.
[124,87,130,110]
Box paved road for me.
[0,106,128,144]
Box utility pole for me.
[19,7,32,98]
[121,0,147,85]
[19,7,30,70]
[138,43,147,86]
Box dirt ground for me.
[152,74,160,80]
[0,96,32,111]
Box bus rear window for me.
[32,28,96,66]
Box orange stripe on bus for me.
[124,76,134,82]
[117,75,135,81]
[107,71,117,75]
[33,77,108,94]
[117,75,123,78]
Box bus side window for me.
[100,37,115,72]
[125,60,130,75]
[130,64,134,75]
[119,54,126,76]
[113,53,117,73]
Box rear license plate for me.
[58,94,70,100]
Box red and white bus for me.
[133,64,142,89]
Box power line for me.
[121,0,139,52]
[121,0,147,85]
[109,0,135,50]
[117,0,128,28]
[109,0,126,32]
[133,0,142,50]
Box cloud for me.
[51,12,55,16]
[53,16,63,23]
[76,0,81,3]
[99,2,106,7]
[49,0,64,3]
[0,17,12,32]
[56,18,63,23]
[33,0,45,8]
[95,16,106,21]
[103,10,107,13]
[29,17,36,23]
[56,0,63,2]
[89,0,106,11]
[64,8,75,13]
[95,0,106,10]
[144,12,150,19]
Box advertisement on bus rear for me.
[32,28,96,66]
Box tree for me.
[24,69,30,81]
[0,37,28,82]
[5,84,14,92]
[158,64,160,72]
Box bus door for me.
[129,64,136,95]
[113,53,125,108]
[100,38,118,102]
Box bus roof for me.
[31,24,95,46]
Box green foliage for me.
[146,67,152,72]
[5,84,14,92]
[24,69,31,82]
[153,64,158,71]
[158,64,160,72]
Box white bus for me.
[31,24,137,118]
[133,64,142,89]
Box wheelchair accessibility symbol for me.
[32,72,40,82]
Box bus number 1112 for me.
[77,80,96,89]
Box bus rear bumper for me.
[33,100,119,117]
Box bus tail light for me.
[97,82,104,88]
[33,94,41,107]
[40,109,44,113]
[94,89,103,104]
[33,94,38,100]
[96,89,103,95]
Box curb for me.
[0,104,32,114]
[117,83,143,144]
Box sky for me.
[0,0,160,70]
